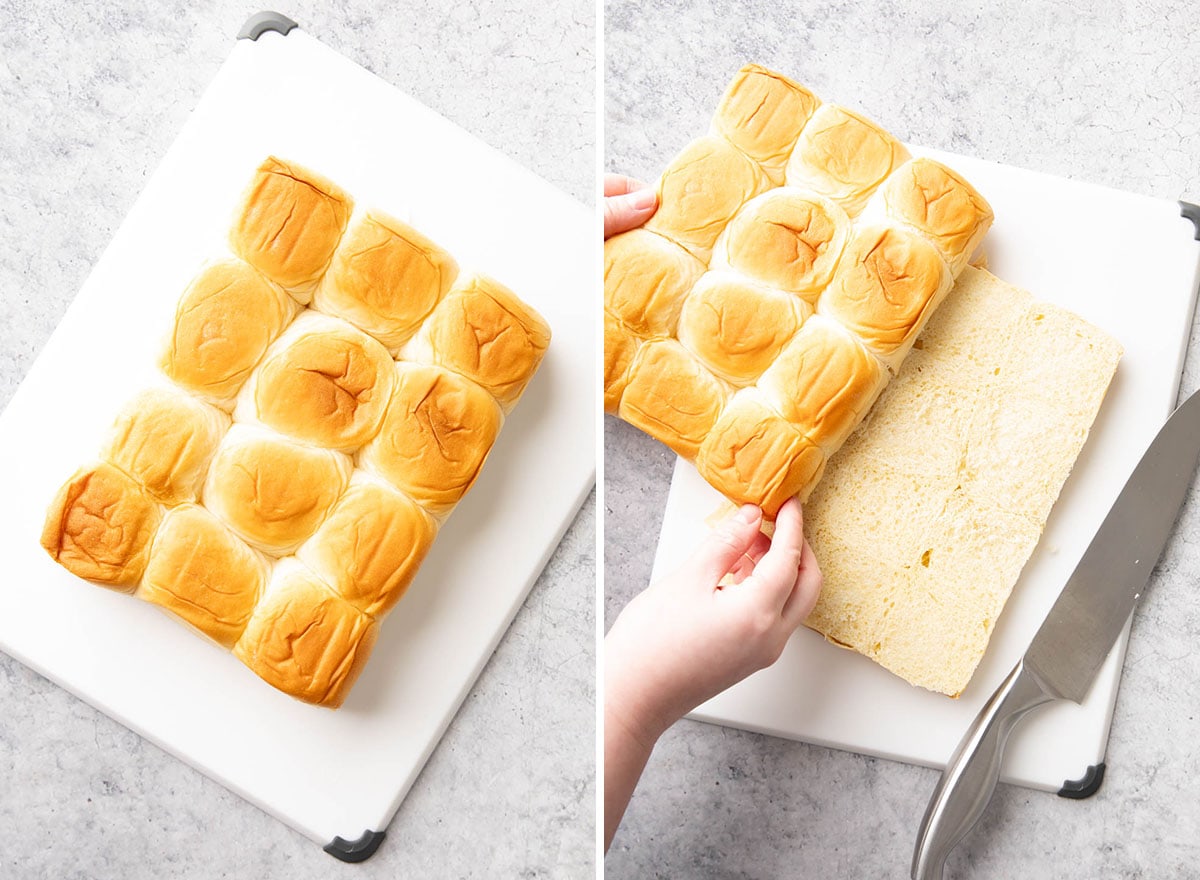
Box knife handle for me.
[911,660,1055,880]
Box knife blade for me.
[911,386,1200,880]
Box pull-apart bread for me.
[609,66,1121,696]
[605,65,993,516]
[41,156,550,708]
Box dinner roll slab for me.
[817,224,952,371]
[230,156,353,299]
[712,64,819,184]
[408,274,551,411]
[297,478,438,618]
[604,228,706,337]
[619,339,727,460]
[204,427,351,553]
[140,504,267,648]
[758,316,888,454]
[712,188,850,299]
[233,562,378,708]
[784,104,910,216]
[315,210,459,349]
[161,259,297,407]
[644,135,769,261]
[249,314,395,450]
[360,363,503,516]
[44,154,552,708]
[41,462,161,590]
[103,387,230,504]
[695,391,826,516]
[677,272,810,385]
[605,67,993,517]
[872,157,993,275]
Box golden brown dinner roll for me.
[695,391,826,516]
[872,157,994,275]
[248,313,396,450]
[644,135,769,261]
[712,64,820,184]
[160,259,297,407]
[758,316,888,454]
[296,476,438,618]
[784,104,910,216]
[711,188,850,299]
[102,387,230,504]
[619,339,728,460]
[604,309,642,413]
[41,462,162,590]
[203,426,352,554]
[359,363,503,516]
[604,228,706,338]
[677,271,811,384]
[817,223,952,370]
[140,504,268,648]
[407,274,551,411]
[314,210,459,349]
[230,156,353,299]
[233,561,378,708]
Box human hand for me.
[604,173,658,239]
[605,498,823,748]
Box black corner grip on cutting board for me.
[1180,201,1200,241]
[237,11,299,41]
[324,829,386,863]
[1057,762,1106,799]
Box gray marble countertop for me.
[0,2,594,877]
[606,1,1200,878]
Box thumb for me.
[604,188,658,239]
[688,504,764,584]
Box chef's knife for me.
[911,387,1200,880]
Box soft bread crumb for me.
[803,267,1122,696]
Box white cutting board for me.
[651,148,1200,792]
[0,29,594,847]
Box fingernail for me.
[628,188,657,211]
[736,504,760,524]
